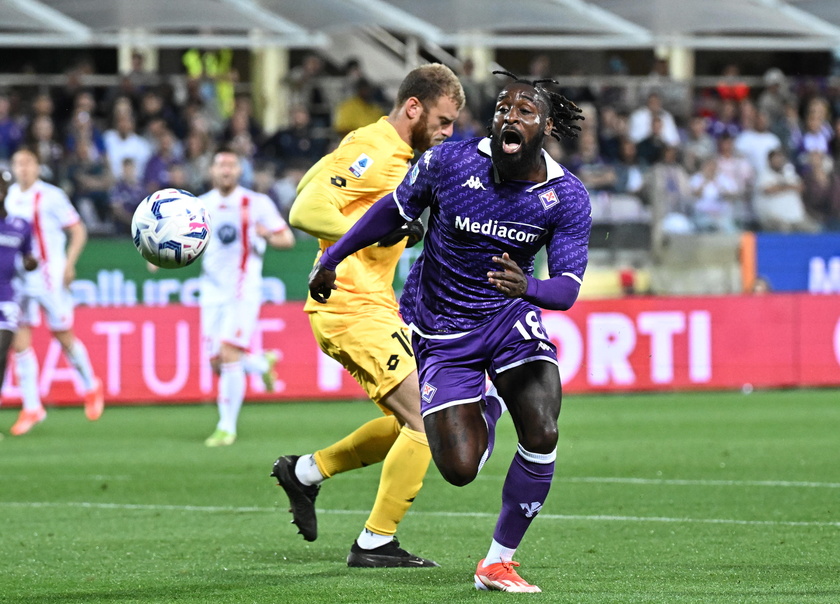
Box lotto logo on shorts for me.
[421,382,437,403]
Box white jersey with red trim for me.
[198,185,288,304]
[5,180,81,294]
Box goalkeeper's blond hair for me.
[394,63,465,112]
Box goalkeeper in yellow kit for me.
[271,63,464,567]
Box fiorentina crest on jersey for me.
[538,188,560,210]
[421,382,437,403]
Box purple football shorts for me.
[412,299,558,418]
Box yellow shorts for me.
[308,306,416,406]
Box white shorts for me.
[200,298,261,358]
[0,301,21,332]
[20,288,75,331]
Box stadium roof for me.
[1,0,840,50]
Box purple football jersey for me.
[0,214,32,302]
[394,137,591,335]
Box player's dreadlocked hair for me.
[492,70,584,140]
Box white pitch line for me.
[0,501,837,528]
[553,477,840,489]
[0,475,133,482]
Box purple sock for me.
[492,447,555,549]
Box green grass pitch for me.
[1,389,838,603]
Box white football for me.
[131,188,211,269]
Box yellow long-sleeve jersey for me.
[292,116,414,314]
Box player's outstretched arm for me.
[306,193,407,305]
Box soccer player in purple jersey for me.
[309,71,590,593]
[0,171,37,438]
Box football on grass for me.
[131,188,211,269]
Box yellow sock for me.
[364,426,431,536]
[314,415,400,479]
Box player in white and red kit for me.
[4,148,103,436]
[199,148,295,446]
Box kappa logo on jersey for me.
[348,153,374,178]
[423,150,433,168]
[538,188,560,210]
[520,502,543,518]
[421,382,437,403]
[536,342,552,352]
[461,175,486,190]
[330,175,347,188]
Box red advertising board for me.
[2,294,838,406]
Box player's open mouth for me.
[501,129,523,154]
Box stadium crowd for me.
[1,52,840,239]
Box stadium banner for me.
[72,237,420,305]
[754,233,840,293]
[2,293,838,406]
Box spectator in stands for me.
[340,58,389,109]
[259,104,327,172]
[793,104,833,168]
[229,131,255,188]
[772,99,802,155]
[145,116,184,159]
[143,128,182,193]
[28,92,55,126]
[801,150,840,230]
[222,95,264,146]
[260,158,312,230]
[613,138,647,200]
[715,133,755,228]
[638,57,690,119]
[0,94,25,162]
[689,157,739,233]
[568,130,616,193]
[26,115,63,184]
[635,114,668,166]
[103,111,152,178]
[63,107,106,162]
[51,61,94,135]
[183,129,214,194]
[109,157,146,234]
[62,135,113,226]
[757,68,791,126]
[650,145,694,233]
[448,105,483,142]
[715,63,750,103]
[457,57,492,124]
[598,106,629,163]
[681,115,716,174]
[136,88,179,136]
[734,109,782,175]
[707,98,741,140]
[628,92,680,147]
[333,78,386,138]
[753,148,819,233]
[287,53,332,129]
[526,53,552,81]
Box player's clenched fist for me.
[487,252,527,298]
[308,260,337,303]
